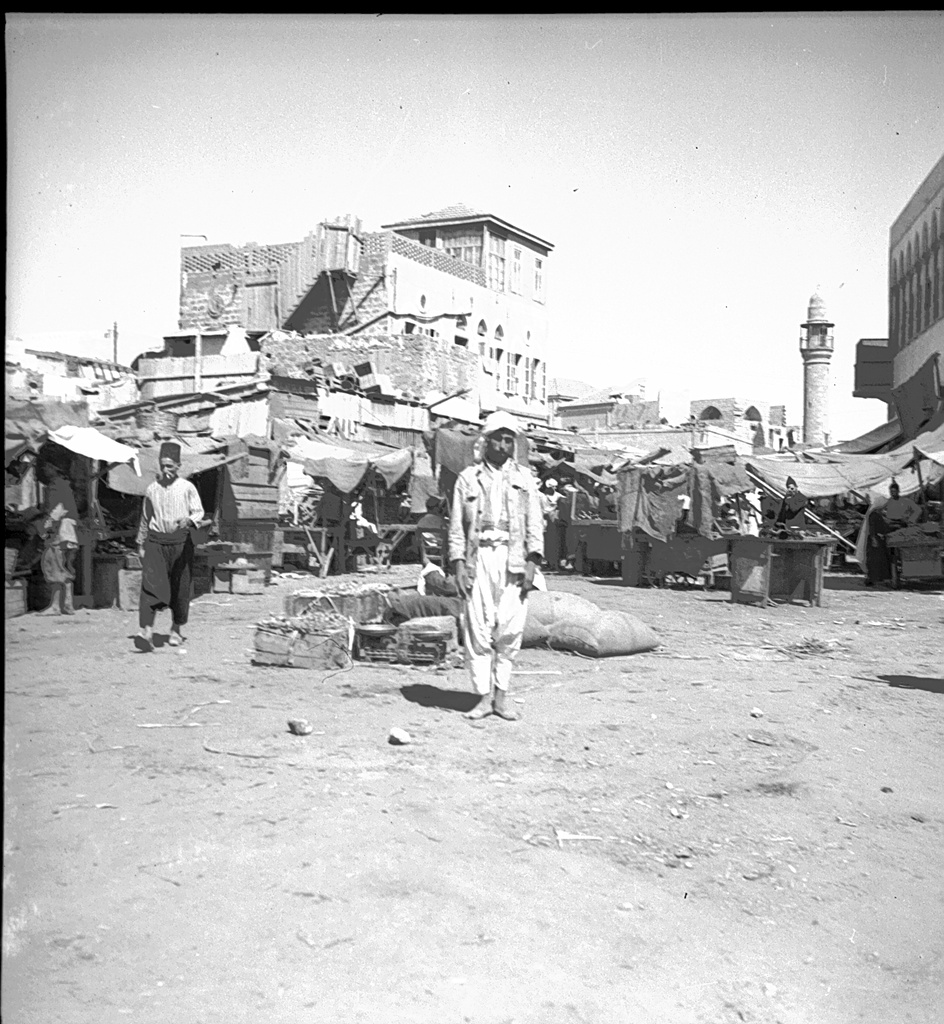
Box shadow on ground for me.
[875,674,944,695]
[400,684,479,712]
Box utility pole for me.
[112,321,118,364]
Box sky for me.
[6,12,944,441]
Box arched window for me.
[494,325,504,342]
[699,406,722,420]
[477,319,487,335]
[744,406,763,422]
[456,315,467,330]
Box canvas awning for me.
[45,426,139,470]
[746,411,944,498]
[107,442,237,495]
[824,417,902,455]
[287,438,414,493]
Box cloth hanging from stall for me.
[618,462,753,542]
[618,465,690,542]
[290,438,414,494]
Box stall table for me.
[730,536,834,607]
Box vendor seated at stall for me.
[882,480,922,529]
[775,477,810,529]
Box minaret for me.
[799,290,834,446]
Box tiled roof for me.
[390,203,486,225]
[548,377,596,400]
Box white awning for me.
[47,425,140,473]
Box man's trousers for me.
[464,542,528,695]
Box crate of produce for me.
[252,610,353,670]
[284,582,393,624]
[5,579,27,619]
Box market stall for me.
[286,436,418,574]
[885,523,944,588]
[617,460,753,588]
[5,414,141,611]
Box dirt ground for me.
[3,569,943,1024]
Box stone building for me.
[854,151,944,437]
[5,341,138,414]
[177,204,554,424]
[690,397,795,452]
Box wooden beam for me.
[325,271,339,331]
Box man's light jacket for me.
[448,461,544,578]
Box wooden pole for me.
[112,321,118,365]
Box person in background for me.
[135,442,204,652]
[37,462,80,616]
[775,477,810,528]
[449,412,544,722]
[416,496,457,597]
[882,480,921,529]
[541,478,563,570]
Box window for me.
[523,357,532,398]
[534,258,545,302]
[443,231,483,267]
[505,351,517,394]
[510,247,522,293]
[488,235,506,292]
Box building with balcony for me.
[177,204,554,424]
[855,152,944,437]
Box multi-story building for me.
[854,152,944,437]
[177,204,554,423]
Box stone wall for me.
[260,332,479,403]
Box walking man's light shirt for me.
[136,476,205,542]
[134,442,204,653]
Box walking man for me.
[449,412,544,721]
[135,442,204,652]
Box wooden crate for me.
[252,624,351,669]
[5,579,27,619]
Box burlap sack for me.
[523,590,659,657]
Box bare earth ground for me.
[3,572,943,1024]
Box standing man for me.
[135,442,204,652]
[882,480,921,529]
[449,412,544,721]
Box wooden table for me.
[730,536,834,607]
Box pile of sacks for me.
[522,591,659,657]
